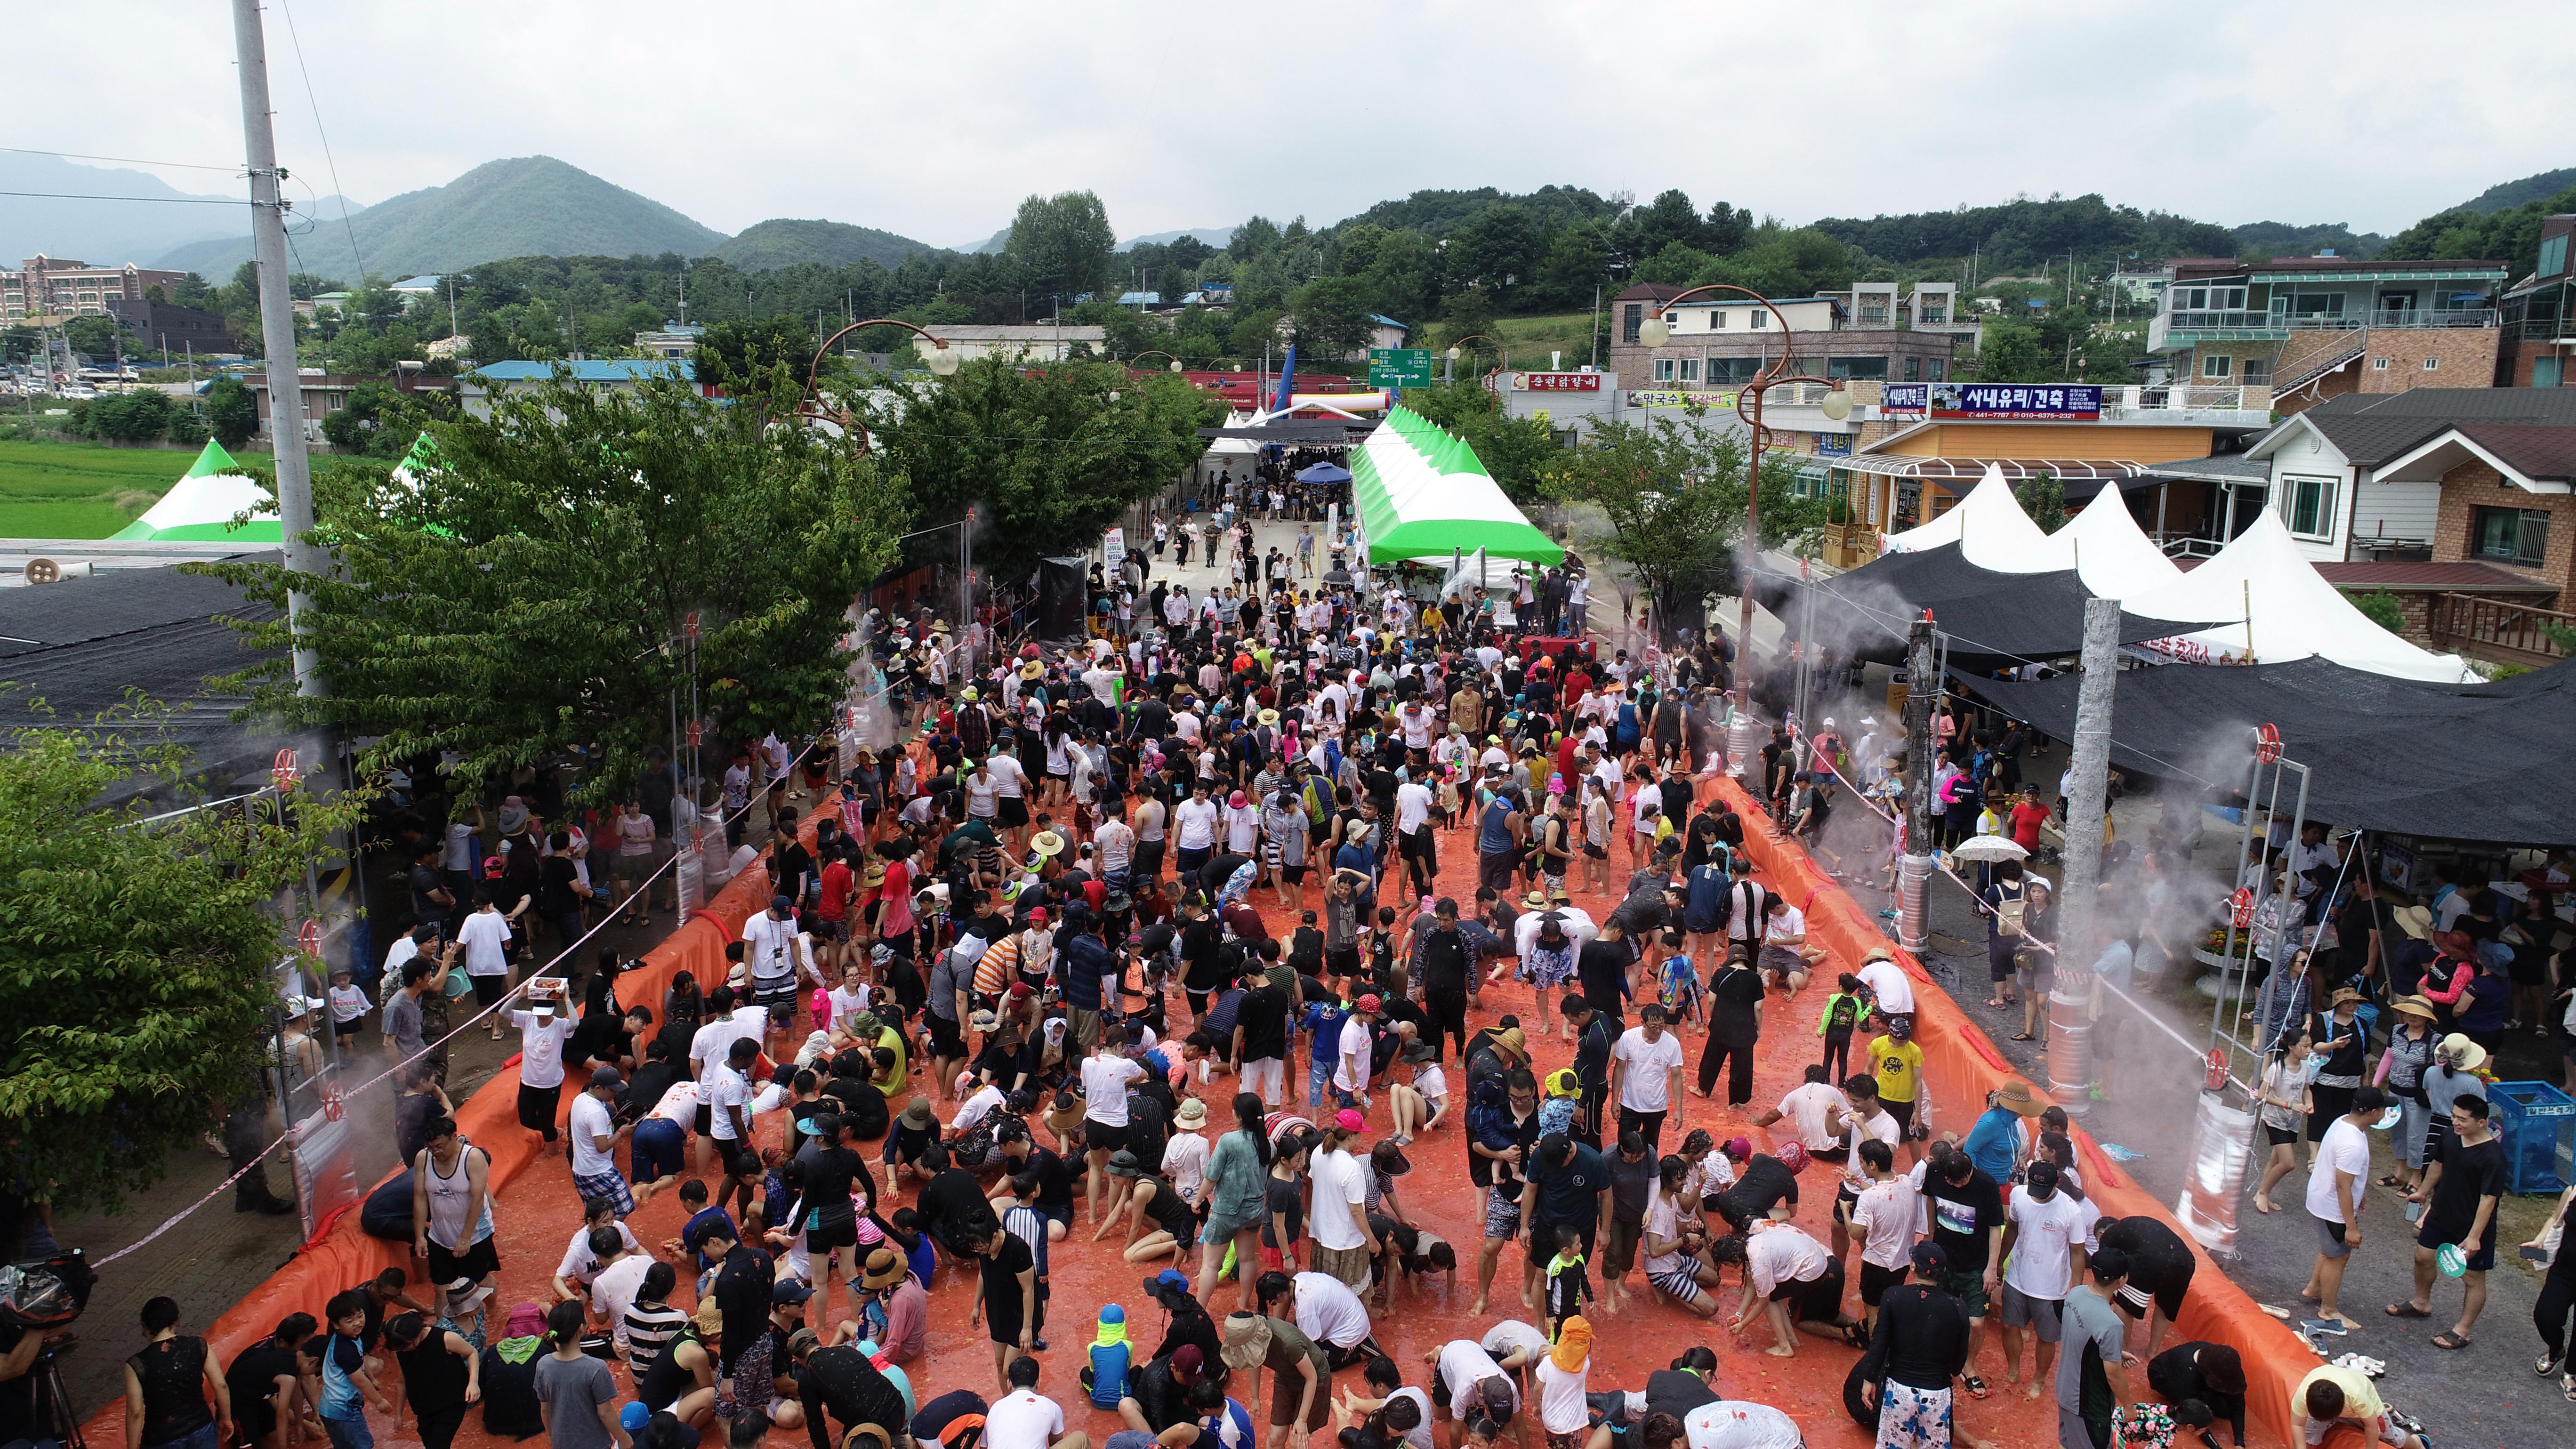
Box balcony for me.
[2154,306,2498,353]
[2513,316,2576,341]
[2430,593,2575,669]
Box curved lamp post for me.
[1126,350,1185,374]
[797,317,958,447]
[1633,283,1852,698]
[1443,332,1507,383]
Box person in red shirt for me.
[816,849,856,973]
[2006,785,2052,854]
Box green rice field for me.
[0,439,180,538]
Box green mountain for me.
[1811,194,2237,274]
[151,155,725,280]
[708,218,947,272]
[2455,168,2576,215]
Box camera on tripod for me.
[0,1250,92,1332]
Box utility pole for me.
[232,0,323,696]
[1897,615,1938,951]
[2048,596,2122,1115]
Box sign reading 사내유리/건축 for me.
[1883,383,2102,420]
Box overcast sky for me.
[22,2,2575,244]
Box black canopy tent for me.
[1951,655,2576,846]
[1751,541,2222,671]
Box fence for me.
[2429,591,2576,668]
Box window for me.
[2241,357,2270,384]
[1707,356,1764,385]
[2423,356,2440,371]
[1710,309,1727,329]
[2282,474,2338,539]
[2541,233,2569,280]
[1653,357,1676,382]
[1905,355,1922,381]
[1827,355,1888,381]
[2372,356,2391,370]
[1748,310,1768,328]
[1929,358,1946,382]
[2537,356,2564,388]
[1678,358,1700,383]
[1622,303,1642,344]
[2474,506,2551,567]
[2202,353,2233,378]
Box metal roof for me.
[470,359,695,383]
[2251,386,2576,467]
[1838,455,2154,481]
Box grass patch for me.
[1450,313,1607,371]
[0,439,184,538]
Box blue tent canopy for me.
[1295,461,1352,483]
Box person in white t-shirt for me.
[1530,1316,1594,1443]
[551,1197,644,1301]
[982,1358,1082,1449]
[510,998,575,1144]
[1842,1138,1920,1334]
[1079,1029,1147,1224]
[456,895,515,1039]
[1855,948,1916,1022]
[566,1064,633,1214]
[1423,1338,1519,1442]
[1610,1006,1687,1151]
[587,1238,652,1352]
[1715,1222,1856,1357]
[1998,1160,2088,1394]
[2303,1088,2382,1332]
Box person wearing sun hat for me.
[2379,995,2443,1191]
[1532,1314,1594,1449]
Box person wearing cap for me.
[1421,1337,1522,1449]
[789,1325,908,1449]
[2046,1247,2133,1449]
[503,980,579,1144]
[2301,1085,2391,1333]
[568,1063,634,1216]
[1960,1082,2046,1189]
[1861,1015,1927,1166]
[1099,1146,1198,1266]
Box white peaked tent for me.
[1881,465,2052,569]
[2023,491,2215,607]
[2123,513,2477,682]
[107,439,281,542]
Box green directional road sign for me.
[1368,347,1434,388]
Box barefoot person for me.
[2301,1087,2389,1331]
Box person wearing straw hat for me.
[2375,995,2442,1193]
[2306,987,2371,1143]
[2421,1033,2489,1170]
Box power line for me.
[274,0,367,282]
[0,145,239,172]
[0,190,242,204]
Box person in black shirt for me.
[821,1052,891,1141]
[1577,923,1632,1035]
[914,1147,994,1262]
[1234,977,1294,1105]
[1140,1270,1225,1370]
[1711,1150,1799,1232]
[789,1332,908,1449]
[1919,1146,2004,1396]
[967,1219,1035,1393]
[538,834,593,958]
[996,1126,1076,1225]
[1697,949,1764,1106]
[1857,1243,1973,1441]
[911,1388,990,1449]
[2147,1342,2246,1448]
[706,1223,774,1377]
[225,1313,317,1449]
[2402,1095,2507,1346]
[568,1004,649,1078]
[2096,1215,2197,1359]
[1642,1347,1720,1422]
[1415,900,1474,1062]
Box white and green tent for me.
[107,439,282,543]
[1352,405,1563,568]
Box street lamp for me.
[1628,283,1852,697]
[795,317,959,448]
[1443,333,1507,383]
[1127,350,1185,373]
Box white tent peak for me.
[2023,494,2209,609]
[2125,512,2475,682]
[1882,465,2052,570]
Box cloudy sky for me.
[20,1,2574,243]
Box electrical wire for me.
[0,190,241,204]
[274,0,368,282]
[0,145,240,172]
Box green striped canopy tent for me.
[1352,405,1563,568]
[107,439,282,542]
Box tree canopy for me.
[0,712,356,1214]
[195,366,901,800]
[1005,191,1119,309]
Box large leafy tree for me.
[691,314,823,394]
[1006,191,1118,309]
[197,367,902,800]
[1288,276,1377,362]
[206,375,258,448]
[857,357,1219,578]
[1447,206,1543,304]
[1539,408,1817,633]
[0,714,358,1213]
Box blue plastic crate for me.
[2490,1080,2576,1195]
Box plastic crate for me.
[2490,1080,2576,1195]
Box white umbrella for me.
[1948,835,2029,862]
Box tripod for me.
[34,1345,87,1449]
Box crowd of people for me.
[91,537,2567,1449]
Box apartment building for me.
[1607,282,1960,391]
[2147,256,2509,412]
[0,255,186,322]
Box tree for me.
[1708,227,1855,298]
[691,315,822,394]
[1354,227,1443,327]
[1228,307,1286,363]
[1447,207,1543,302]
[82,389,175,443]
[1438,288,1498,349]
[1633,189,1708,258]
[1288,276,1377,361]
[1530,224,1607,312]
[1230,216,1282,259]
[1005,191,1118,308]
[1633,242,1715,287]
[2344,588,2407,634]
[1966,319,2048,382]
[165,408,209,446]
[1539,409,1817,630]
[2014,473,2068,532]
[196,366,902,800]
[0,712,357,1214]
[206,375,258,448]
[64,314,122,359]
[860,359,1217,579]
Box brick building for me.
[0,254,186,322]
[1607,282,1960,391]
[2148,256,2508,413]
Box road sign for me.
[1367,348,1433,387]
